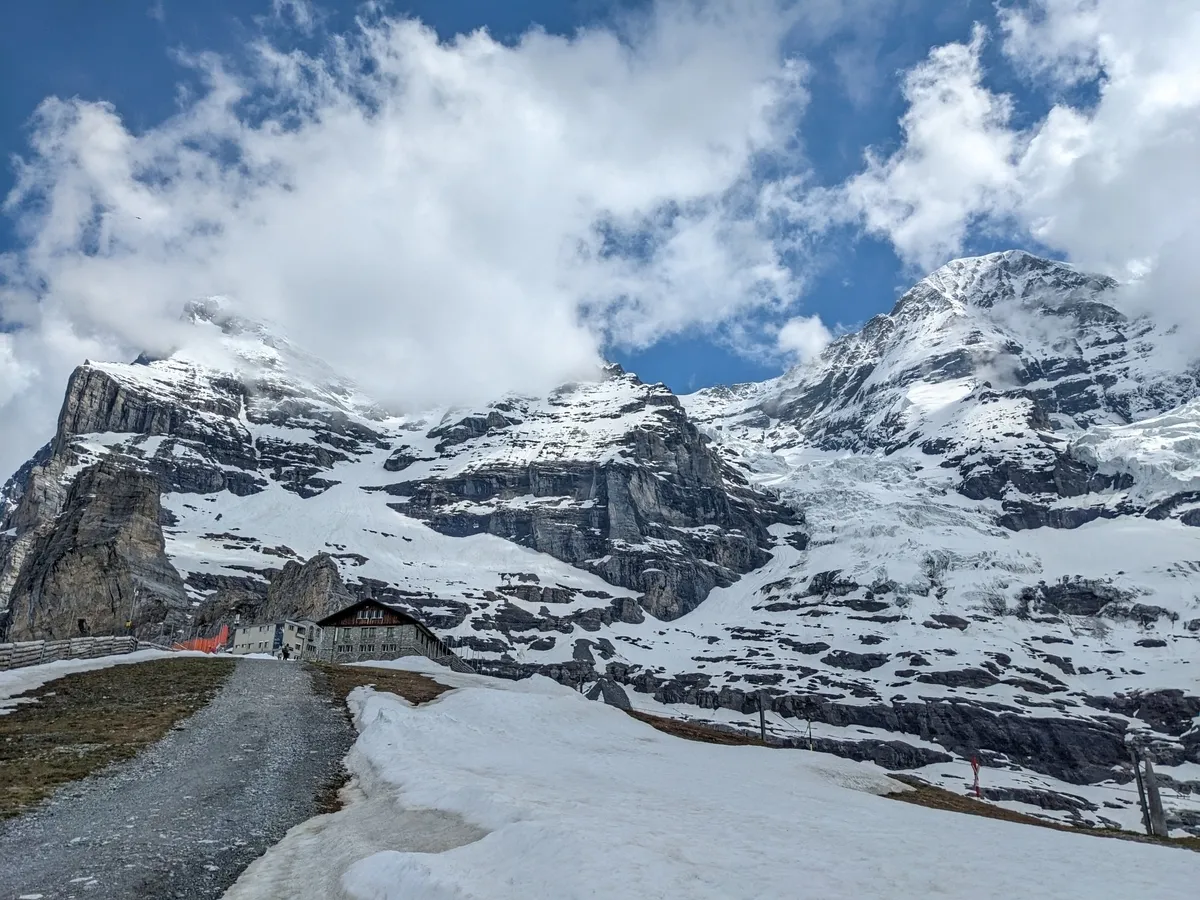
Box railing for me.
[0,635,140,672]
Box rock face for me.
[4,254,1200,834]
[696,251,1199,531]
[385,377,795,620]
[5,458,188,640]
[260,553,355,623]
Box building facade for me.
[316,600,468,669]
[230,619,321,658]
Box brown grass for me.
[627,709,767,746]
[305,662,452,814]
[0,657,235,819]
[887,775,1200,852]
[627,709,1200,852]
[308,662,451,706]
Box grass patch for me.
[308,662,451,707]
[0,657,235,819]
[888,774,1200,852]
[306,662,452,814]
[627,709,767,746]
[628,709,1200,852]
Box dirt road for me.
[0,658,355,899]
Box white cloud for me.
[836,25,1018,272]
[832,2,1200,338]
[1004,1,1200,301]
[776,314,832,365]
[997,0,1103,86]
[270,0,321,35]
[0,1,813,478]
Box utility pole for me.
[757,690,768,746]
[1143,755,1169,838]
[1131,747,1170,837]
[1131,748,1152,835]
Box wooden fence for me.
[0,635,140,672]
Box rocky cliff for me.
[5,458,188,640]
[379,371,797,620]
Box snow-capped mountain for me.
[2,251,1199,835]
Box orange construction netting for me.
[172,624,229,653]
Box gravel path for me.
[0,658,355,900]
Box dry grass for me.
[627,709,767,746]
[0,657,235,819]
[306,662,452,814]
[888,774,1200,852]
[627,709,1200,852]
[308,662,451,706]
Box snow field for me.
[227,664,1198,900]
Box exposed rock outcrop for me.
[259,552,355,623]
[5,458,188,640]
[386,384,799,620]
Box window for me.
[359,644,375,653]
[385,627,395,638]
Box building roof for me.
[315,598,426,630]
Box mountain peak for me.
[915,250,1117,312]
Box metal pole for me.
[757,691,768,745]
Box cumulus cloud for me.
[837,25,1018,271]
[832,1,1200,337]
[776,313,832,365]
[0,1,813,477]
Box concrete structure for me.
[230,620,321,658]
[316,599,472,671]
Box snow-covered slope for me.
[224,662,1198,900]
[2,252,1199,837]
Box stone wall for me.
[318,622,442,665]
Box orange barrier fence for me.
[172,625,229,653]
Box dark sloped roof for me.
[316,598,426,632]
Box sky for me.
[0,0,1198,477]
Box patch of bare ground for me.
[627,709,766,746]
[887,775,1200,852]
[627,708,1200,852]
[306,662,453,813]
[0,657,235,818]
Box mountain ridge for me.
[3,249,1200,835]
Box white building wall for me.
[230,620,322,657]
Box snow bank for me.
[0,649,203,714]
[226,671,1197,900]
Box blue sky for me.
[0,1,1194,478]
[0,0,1029,392]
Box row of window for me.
[335,625,414,640]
